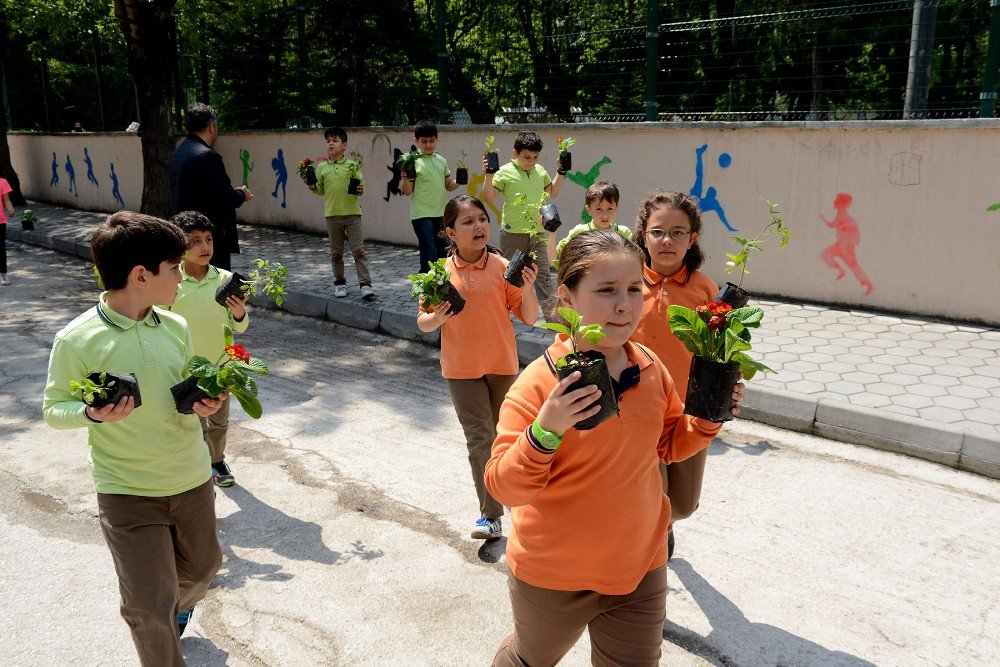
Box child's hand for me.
[193,392,228,418]
[429,300,455,327]
[481,157,490,174]
[226,294,249,320]
[536,371,602,437]
[521,262,538,288]
[86,396,134,423]
[730,377,745,416]
[355,182,365,196]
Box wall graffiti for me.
[888,151,921,186]
[820,193,873,295]
[50,152,59,186]
[271,149,288,208]
[690,144,735,231]
[564,156,613,223]
[84,147,99,188]
[65,155,77,197]
[110,163,124,209]
[239,149,254,188]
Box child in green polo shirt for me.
[554,181,633,267]
[43,211,226,665]
[303,126,376,300]
[400,119,460,272]
[482,131,566,318]
[169,210,250,487]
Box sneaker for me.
[177,607,194,637]
[360,284,376,301]
[471,517,503,540]
[212,461,235,488]
[334,284,348,298]
[0,274,8,286]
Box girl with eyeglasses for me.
[631,190,720,560]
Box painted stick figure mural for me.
[385,148,404,201]
[239,149,254,188]
[84,147,99,188]
[50,153,59,186]
[467,171,501,220]
[565,156,613,222]
[110,163,124,209]
[820,193,873,295]
[271,149,287,208]
[65,155,78,197]
[690,144,735,231]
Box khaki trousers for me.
[200,393,231,464]
[325,215,372,286]
[97,479,222,667]
[659,446,709,523]
[493,565,669,667]
[499,230,555,318]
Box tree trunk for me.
[114,0,178,217]
[0,24,25,205]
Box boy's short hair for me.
[185,103,217,133]
[585,181,620,207]
[514,131,543,153]
[414,119,438,139]
[170,211,214,236]
[324,126,348,142]
[92,211,187,290]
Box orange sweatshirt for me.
[485,337,722,594]
[631,265,718,397]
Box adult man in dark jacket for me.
[168,104,253,270]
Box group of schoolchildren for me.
[40,119,745,666]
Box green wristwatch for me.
[531,420,563,451]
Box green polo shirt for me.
[43,295,211,497]
[313,157,363,217]
[491,160,553,234]
[410,152,451,220]
[170,265,250,360]
[555,222,634,265]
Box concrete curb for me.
[12,224,1000,480]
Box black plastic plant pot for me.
[485,152,500,174]
[503,250,536,288]
[347,177,362,195]
[715,282,750,309]
[21,218,35,231]
[540,204,562,232]
[405,165,418,181]
[559,152,572,172]
[438,283,466,316]
[684,356,740,423]
[456,168,469,185]
[215,272,248,308]
[305,165,318,186]
[87,371,142,410]
[170,375,214,415]
[556,351,619,431]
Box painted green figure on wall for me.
[239,149,254,188]
[564,156,612,222]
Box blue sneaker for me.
[177,607,194,637]
[471,517,503,540]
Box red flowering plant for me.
[177,325,270,418]
[297,157,318,186]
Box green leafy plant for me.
[668,302,774,380]
[347,150,365,185]
[69,372,115,405]
[724,199,793,289]
[484,135,498,155]
[21,209,38,224]
[408,258,453,308]
[555,136,578,154]
[539,307,606,368]
[456,149,469,170]
[241,259,288,307]
[395,150,420,175]
[185,326,270,419]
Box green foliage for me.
[185,336,271,420]
[21,210,38,223]
[483,135,497,154]
[456,149,468,170]
[408,258,452,308]
[724,200,793,289]
[69,371,115,405]
[667,305,774,381]
[395,150,420,173]
[241,259,288,308]
[347,151,364,184]
[539,306,606,364]
[556,136,578,154]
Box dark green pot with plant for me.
[171,375,212,415]
[348,177,362,195]
[684,357,739,422]
[556,350,618,430]
[540,204,562,232]
[456,167,468,185]
[504,249,536,288]
[78,371,142,409]
[715,282,750,309]
[439,282,466,316]
[215,272,248,307]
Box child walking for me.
[485,230,743,666]
[554,181,632,266]
[630,190,720,559]
[169,211,251,487]
[401,119,460,272]
[43,211,226,666]
[0,176,13,285]
[417,194,539,540]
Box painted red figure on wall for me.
[820,193,873,296]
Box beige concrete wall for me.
[9,122,1000,325]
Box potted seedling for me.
[540,307,618,430]
[555,136,577,173]
[347,150,364,195]
[215,258,288,308]
[70,371,142,410]
[483,135,500,174]
[395,150,420,181]
[668,302,773,422]
[717,199,793,308]
[20,209,37,231]
[538,192,562,232]
[455,150,469,185]
[408,257,465,316]
[297,157,317,186]
[504,230,541,288]
[171,326,269,418]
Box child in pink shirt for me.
[0,178,14,285]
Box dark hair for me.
[91,211,187,290]
[443,195,500,257]
[170,210,214,236]
[585,181,620,207]
[414,119,438,139]
[634,190,705,277]
[185,103,217,133]
[324,126,348,142]
[514,131,543,153]
[552,229,644,321]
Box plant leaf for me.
[557,307,581,329]
[186,356,219,378]
[667,305,711,358]
[539,322,571,336]
[988,203,1000,212]
[197,375,224,397]
[731,352,775,381]
[730,306,764,327]
[724,328,752,362]
[223,325,234,348]
[579,324,606,344]
[230,387,263,419]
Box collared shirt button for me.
[142,340,149,346]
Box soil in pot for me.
[556,350,619,430]
[348,177,362,195]
[87,371,142,410]
[559,152,572,173]
[456,168,469,185]
[503,250,536,288]
[438,283,466,316]
[215,272,248,308]
[540,204,562,232]
[683,356,740,422]
[715,282,750,309]
[485,153,500,174]
[304,165,318,186]
[171,375,215,415]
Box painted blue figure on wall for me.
[84,147,99,188]
[65,155,78,197]
[564,156,613,222]
[690,144,736,231]
[271,149,287,208]
[110,163,124,209]
[50,153,59,186]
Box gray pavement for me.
[5,202,1000,478]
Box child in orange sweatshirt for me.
[417,194,539,541]
[485,229,743,666]
[630,190,719,558]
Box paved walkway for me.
[6,202,999,477]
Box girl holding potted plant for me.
[486,230,743,667]
[415,194,539,542]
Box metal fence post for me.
[645,0,659,121]
[981,0,1000,117]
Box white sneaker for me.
[0,274,8,286]
[334,285,348,298]
[471,517,503,540]
[360,285,376,301]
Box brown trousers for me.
[200,394,231,464]
[493,565,669,667]
[98,479,223,667]
[325,215,372,286]
[660,446,709,523]
[446,374,517,520]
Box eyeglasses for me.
[646,229,693,241]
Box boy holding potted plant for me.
[553,181,632,266]
[169,211,251,487]
[302,126,376,300]
[401,120,461,272]
[42,211,226,665]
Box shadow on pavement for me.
[708,437,779,457]
[181,636,230,666]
